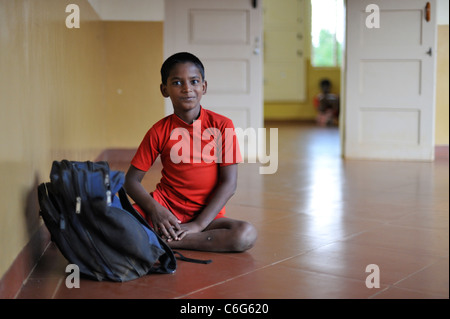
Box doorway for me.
[263,0,344,130]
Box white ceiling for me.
[87,0,164,21]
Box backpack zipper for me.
[75,196,81,214]
[105,173,112,206]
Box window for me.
[311,0,344,67]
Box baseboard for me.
[435,145,449,160]
[0,225,50,299]
[264,119,316,126]
[95,148,137,162]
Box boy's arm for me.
[178,164,238,238]
[124,165,181,240]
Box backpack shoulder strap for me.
[174,251,212,264]
[117,188,152,228]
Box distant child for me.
[124,52,257,252]
[313,79,340,126]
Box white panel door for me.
[164,0,263,160]
[344,0,437,160]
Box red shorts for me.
[132,191,226,228]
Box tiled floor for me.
[16,122,449,299]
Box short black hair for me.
[160,52,205,84]
[320,79,331,88]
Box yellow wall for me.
[435,25,449,145]
[104,22,165,147]
[0,0,164,280]
[264,59,341,121]
[0,0,105,280]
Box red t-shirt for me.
[131,107,242,223]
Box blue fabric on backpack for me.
[110,194,163,251]
[140,223,162,250]
[110,195,123,209]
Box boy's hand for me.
[175,221,204,240]
[149,206,181,241]
[125,166,182,240]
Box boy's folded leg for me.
[166,218,257,253]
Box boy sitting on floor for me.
[124,52,257,252]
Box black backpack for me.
[38,160,179,282]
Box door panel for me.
[189,10,250,45]
[359,60,422,107]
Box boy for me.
[124,52,257,252]
[313,79,340,126]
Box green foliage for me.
[312,29,342,67]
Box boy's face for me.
[321,83,331,94]
[160,62,207,114]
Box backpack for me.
[38,160,180,282]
